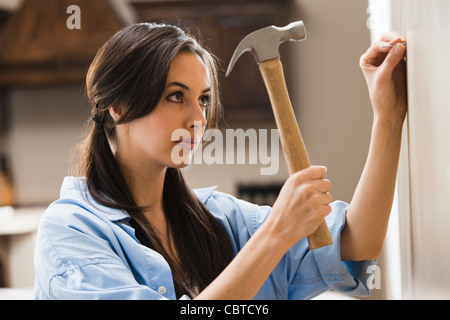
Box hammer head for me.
[226,21,306,77]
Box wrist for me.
[373,113,405,135]
[260,212,299,253]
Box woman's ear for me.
[109,106,121,122]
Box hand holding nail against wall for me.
[359,33,407,123]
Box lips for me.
[176,138,198,150]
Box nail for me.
[381,41,407,49]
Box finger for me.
[310,178,332,194]
[379,39,407,52]
[389,37,406,46]
[379,32,404,42]
[322,192,333,205]
[318,202,332,218]
[360,41,388,69]
[311,193,333,213]
[296,165,327,181]
[380,42,406,75]
[360,37,406,69]
[311,192,333,206]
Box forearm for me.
[195,219,288,300]
[196,166,332,299]
[341,116,404,261]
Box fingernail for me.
[394,43,402,55]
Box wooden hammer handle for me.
[259,58,333,249]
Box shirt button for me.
[158,286,167,295]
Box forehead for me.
[166,51,210,86]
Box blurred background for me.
[1,0,448,300]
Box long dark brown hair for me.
[75,23,233,298]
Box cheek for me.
[146,118,182,156]
[128,117,166,151]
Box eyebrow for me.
[167,81,210,93]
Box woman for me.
[34,22,407,299]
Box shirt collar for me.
[193,186,218,203]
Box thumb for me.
[380,43,406,75]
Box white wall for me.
[401,0,450,300]
[370,0,450,300]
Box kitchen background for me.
[0,0,376,299]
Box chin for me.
[170,161,191,169]
[170,146,195,168]
[168,155,193,169]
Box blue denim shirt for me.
[34,176,375,300]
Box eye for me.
[167,90,184,103]
[199,95,211,107]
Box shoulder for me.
[41,176,129,227]
[37,199,124,264]
[35,177,132,268]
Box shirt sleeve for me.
[289,201,376,299]
[204,191,376,300]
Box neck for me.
[128,164,169,241]
[134,167,166,209]
[116,150,167,215]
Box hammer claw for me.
[225,21,306,77]
[225,39,255,77]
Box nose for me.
[189,103,207,131]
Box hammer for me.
[226,21,333,249]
